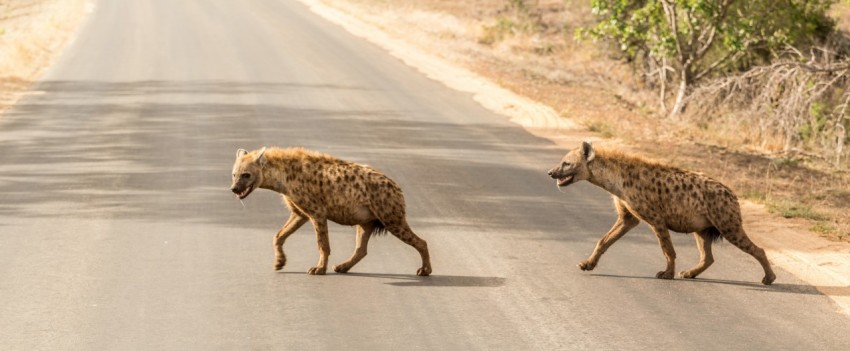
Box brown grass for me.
[0,0,86,114]
[319,0,850,242]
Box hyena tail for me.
[372,220,388,236]
[704,226,723,243]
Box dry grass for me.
[0,0,86,114]
[319,0,850,242]
[831,2,850,33]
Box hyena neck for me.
[586,156,626,198]
[258,153,292,195]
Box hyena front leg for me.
[650,226,677,279]
[273,212,308,271]
[333,222,375,273]
[578,203,639,271]
[307,217,331,275]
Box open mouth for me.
[236,183,255,199]
[557,175,573,187]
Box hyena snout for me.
[548,166,577,187]
[547,164,573,179]
[230,179,256,199]
[229,180,246,193]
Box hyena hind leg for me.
[384,220,431,277]
[679,228,717,279]
[333,222,375,273]
[720,225,776,285]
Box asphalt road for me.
[2,0,849,349]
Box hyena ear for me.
[236,148,248,158]
[582,141,596,162]
[253,147,268,166]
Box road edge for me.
[296,0,850,317]
[0,0,94,117]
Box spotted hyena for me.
[230,147,431,276]
[547,142,775,285]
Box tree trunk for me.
[658,58,668,113]
[669,67,691,117]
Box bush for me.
[583,0,836,115]
[688,51,850,167]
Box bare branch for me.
[694,0,735,60]
[694,46,746,81]
[661,0,687,64]
[688,54,850,166]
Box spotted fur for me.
[231,147,431,276]
[548,142,775,285]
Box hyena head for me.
[230,147,267,199]
[547,141,596,188]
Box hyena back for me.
[230,147,431,276]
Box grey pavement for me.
[1,0,849,349]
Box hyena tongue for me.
[233,194,246,209]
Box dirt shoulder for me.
[0,0,88,114]
[297,0,850,316]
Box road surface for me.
[1,0,849,349]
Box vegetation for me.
[584,0,836,115]
[326,0,850,241]
[583,0,848,167]
[689,51,850,165]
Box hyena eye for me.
[241,173,251,180]
[562,162,571,167]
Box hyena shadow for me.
[590,273,842,296]
[279,271,506,287]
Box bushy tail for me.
[372,220,388,236]
[705,227,723,243]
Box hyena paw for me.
[416,266,431,277]
[307,266,327,275]
[762,272,776,285]
[577,260,596,271]
[274,258,286,271]
[333,264,351,273]
[679,270,697,279]
[656,270,674,280]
